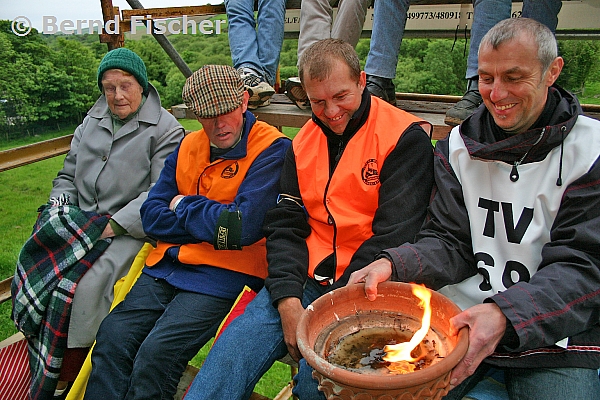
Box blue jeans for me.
[184,279,328,400]
[292,358,326,400]
[364,0,410,79]
[83,274,234,400]
[443,363,600,400]
[465,0,563,78]
[225,0,286,85]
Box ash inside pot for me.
[317,313,449,375]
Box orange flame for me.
[383,284,432,368]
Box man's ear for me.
[241,90,250,113]
[545,56,564,87]
[359,70,366,89]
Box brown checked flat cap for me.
[182,65,245,119]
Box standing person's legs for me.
[290,0,336,109]
[465,0,511,80]
[444,0,510,125]
[298,0,336,62]
[225,0,261,74]
[505,367,600,399]
[289,0,369,109]
[331,0,370,48]
[364,0,410,104]
[521,0,562,33]
[256,0,286,86]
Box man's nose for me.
[489,80,508,103]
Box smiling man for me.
[349,18,600,400]
[83,65,290,400]
[184,39,435,400]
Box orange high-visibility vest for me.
[294,97,429,282]
[146,122,285,279]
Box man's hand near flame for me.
[277,296,304,362]
[448,303,506,389]
[349,257,510,393]
[347,258,393,300]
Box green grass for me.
[0,120,295,398]
[579,81,600,105]
[181,118,301,139]
[0,157,67,341]
[0,128,77,151]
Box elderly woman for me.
[49,48,185,394]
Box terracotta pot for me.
[296,282,468,400]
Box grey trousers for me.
[297,0,370,61]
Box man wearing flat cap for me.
[84,64,291,400]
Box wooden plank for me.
[0,276,12,305]
[121,5,227,21]
[0,135,72,173]
[252,94,454,140]
[174,364,199,400]
[0,332,25,348]
[272,383,294,400]
[253,102,312,129]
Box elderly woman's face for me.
[101,69,143,119]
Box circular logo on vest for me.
[361,159,380,185]
[221,161,239,179]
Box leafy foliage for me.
[557,40,600,96]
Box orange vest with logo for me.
[146,122,285,279]
[293,97,429,282]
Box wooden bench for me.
[171,93,600,142]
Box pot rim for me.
[296,282,469,390]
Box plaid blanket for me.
[11,205,110,400]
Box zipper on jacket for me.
[323,178,338,286]
[510,128,545,182]
[556,125,566,186]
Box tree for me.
[393,39,466,95]
[125,36,173,88]
[0,22,102,138]
[557,40,600,96]
[51,38,99,121]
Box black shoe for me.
[445,78,483,126]
[366,75,396,105]
[284,77,310,110]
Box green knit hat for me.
[97,48,149,95]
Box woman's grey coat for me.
[50,84,185,347]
